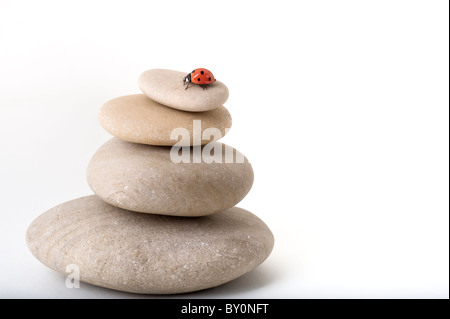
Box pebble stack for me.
[26,68,274,294]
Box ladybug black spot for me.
[201,70,204,75]
[192,70,195,74]
[208,77,211,81]
[197,78,201,81]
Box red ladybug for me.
[183,68,216,90]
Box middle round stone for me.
[87,138,254,217]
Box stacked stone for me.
[26,69,274,294]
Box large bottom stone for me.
[26,196,274,294]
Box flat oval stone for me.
[139,69,229,112]
[87,138,254,216]
[26,196,274,294]
[99,94,232,146]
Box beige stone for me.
[138,69,229,112]
[87,138,254,216]
[26,196,274,294]
[99,94,232,146]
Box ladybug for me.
[183,68,216,90]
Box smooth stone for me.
[87,138,254,216]
[99,94,232,146]
[26,196,274,294]
[139,69,229,112]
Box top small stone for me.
[139,69,229,112]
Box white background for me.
[0,0,448,299]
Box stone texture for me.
[87,138,254,216]
[99,94,232,146]
[139,69,229,112]
[26,195,274,294]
